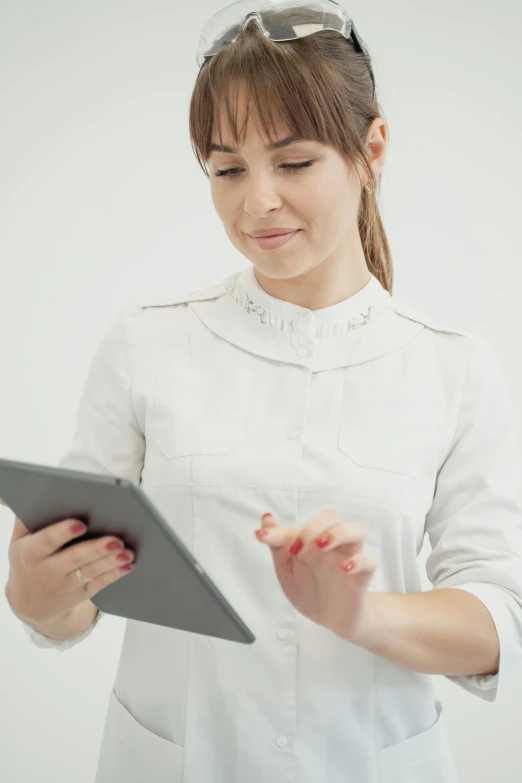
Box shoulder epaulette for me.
[136,281,228,309]
[389,299,475,338]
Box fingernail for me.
[107,540,124,551]
[71,521,87,535]
[289,538,304,556]
[316,535,333,549]
[262,513,273,521]
[255,529,269,538]
[342,560,355,572]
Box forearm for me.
[349,589,500,677]
[19,600,99,641]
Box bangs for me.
[209,53,333,153]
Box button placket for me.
[292,317,313,359]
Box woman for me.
[6,2,522,782]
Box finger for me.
[340,551,378,582]
[53,533,129,575]
[259,513,279,531]
[288,508,366,550]
[254,513,296,549]
[0,497,6,505]
[289,521,368,559]
[66,552,135,596]
[65,546,135,581]
[289,507,341,546]
[24,517,89,561]
[309,521,368,554]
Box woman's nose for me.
[243,175,283,217]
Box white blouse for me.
[21,266,522,783]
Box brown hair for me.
[189,10,393,293]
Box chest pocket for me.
[153,366,254,459]
[338,374,442,478]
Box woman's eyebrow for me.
[209,135,307,154]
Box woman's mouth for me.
[249,230,301,250]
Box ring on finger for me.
[75,566,93,583]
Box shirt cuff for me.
[22,608,104,652]
[440,582,522,702]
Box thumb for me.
[259,512,280,531]
[254,513,295,549]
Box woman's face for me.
[208,85,385,286]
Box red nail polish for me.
[342,560,355,572]
[289,538,304,556]
[255,529,268,538]
[262,513,273,521]
[316,535,333,548]
[107,540,124,551]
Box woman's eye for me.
[213,161,314,178]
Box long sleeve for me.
[22,304,146,651]
[424,334,522,702]
[23,603,105,650]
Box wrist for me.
[21,602,98,642]
[334,591,382,647]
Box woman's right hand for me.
[3,499,135,627]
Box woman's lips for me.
[249,230,301,250]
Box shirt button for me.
[277,629,289,640]
[296,346,308,357]
[277,736,288,748]
[287,429,300,440]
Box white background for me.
[1,1,521,781]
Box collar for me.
[184,269,425,372]
[225,266,392,338]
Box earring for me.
[365,184,374,195]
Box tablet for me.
[0,457,255,645]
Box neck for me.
[253,256,371,311]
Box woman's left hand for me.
[254,508,378,642]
